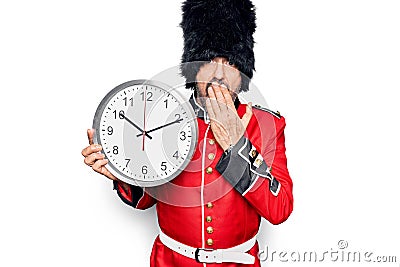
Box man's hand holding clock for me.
[82,129,132,192]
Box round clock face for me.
[93,80,198,187]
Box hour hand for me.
[124,116,152,139]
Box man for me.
[82,0,293,266]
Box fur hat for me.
[180,0,256,92]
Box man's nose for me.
[213,62,225,80]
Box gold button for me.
[206,226,214,234]
[209,139,215,145]
[206,238,213,246]
[206,216,212,222]
[254,158,263,167]
[206,202,213,208]
[251,150,257,158]
[208,153,215,160]
[206,167,213,174]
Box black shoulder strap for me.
[252,104,281,119]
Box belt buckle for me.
[195,248,221,263]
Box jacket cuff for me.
[113,180,145,208]
[215,136,281,196]
[216,135,258,194]
[238,139,281,196]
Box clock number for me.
[140,91,153,101]
[107,126,113,135]
[125,158,131,167]
[173,151,179,159]
[113,146,119,155]
[164,99,168,108]
[113,110,125,119]
[161,161,167,171]
[179,131,186,141]
[142,165,148,174]
[123,97,133,106]
[175,114,181,120]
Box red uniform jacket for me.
[113,101,294,267]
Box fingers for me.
[81,143,102,157]
[209,85,237,115]
[241,102,253,128]
[211,83,227,109]
[83,129,116,181]
[207,86,221,113]
[84,152,105,166]
[92,159,108,174]
[220,86,236,111]
[209,120,231,151]
[92,159,118,181]
[205,97,215,119]
[210,84,233,112]
[87,129,94,145]
[205,85,252,150]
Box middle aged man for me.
[82,0,294,266]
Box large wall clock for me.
[93,80,198,187]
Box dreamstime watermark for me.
[258,240,398,264]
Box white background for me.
[1,1,399,266]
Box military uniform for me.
[113,98,294,266]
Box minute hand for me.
[136,118,183,137]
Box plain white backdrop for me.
[1,1,399,266]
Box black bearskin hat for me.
[180,0,256,92]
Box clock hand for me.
[142,87,147,151]
[123,116,153,139]
[136,118,183,137]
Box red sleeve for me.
[243,116,294,225]
[113,181,156,210]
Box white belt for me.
[159,232,256,264]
